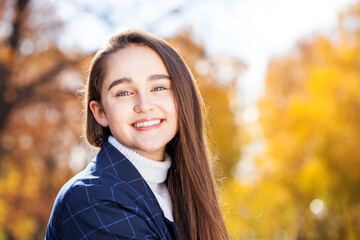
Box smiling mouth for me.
[132,119,162,128]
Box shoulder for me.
[46,142,173,239]
[46,163,157,239]
[48,157,140,220]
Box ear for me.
[89,100,109,127]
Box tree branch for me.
[8,0,30,51]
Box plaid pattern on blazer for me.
[45,140,179,240]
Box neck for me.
[135,149,165,162]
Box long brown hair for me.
[84,29,228,240]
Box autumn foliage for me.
[1,0,360,239]
[222,2,360,239]
[0,1,92,239]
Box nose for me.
[134,92,154,113]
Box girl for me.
[46,29,228,240]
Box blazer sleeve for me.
[54,184,159,240]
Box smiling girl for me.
[46,29,228,240]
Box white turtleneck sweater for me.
[108,136,174,222]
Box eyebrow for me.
[108,78,131,91]
[148,74,170,81]
[108,74,171,91]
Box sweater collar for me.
[108,136,171,184]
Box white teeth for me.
[134,120,161,128]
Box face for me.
[90,45,178,161]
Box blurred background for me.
[0,0,360,239]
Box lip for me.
[130,118,164,131]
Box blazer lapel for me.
[95,141,166,212]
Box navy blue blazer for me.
[45,140,179,240]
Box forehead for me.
[102,45,168,86]
[109,45,166,69]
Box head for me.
[85,29,203,152]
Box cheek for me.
[108,101,130,114]
[158,94,178,117]
[103,105,128,127]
